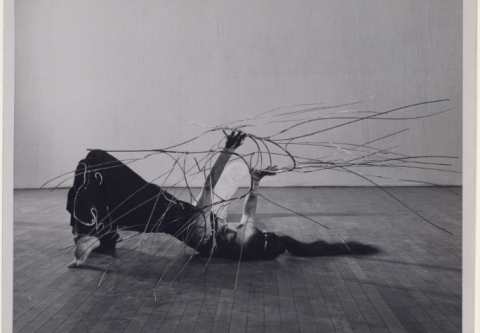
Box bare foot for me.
[67,236,100,268]
[67,258,84,268]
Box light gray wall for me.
[15,0,462,188]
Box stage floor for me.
[13,187,461,333]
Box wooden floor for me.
[13,187,462,333]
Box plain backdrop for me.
[14,0,462,188]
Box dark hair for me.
[230,228,379,261]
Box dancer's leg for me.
[67,152,118,267]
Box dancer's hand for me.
[224,131,247,150]
[252,165,278,181]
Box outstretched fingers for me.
[224,131,247,150]
[252,165,278,181]
[264,165,278,173]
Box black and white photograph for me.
[10,1,467,332]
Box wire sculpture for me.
[44,98,458,297]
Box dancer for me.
[67,132,376,267]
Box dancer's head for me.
[216,223,379,261]
[215,222,261,260]
[215,223,310,260]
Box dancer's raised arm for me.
[196,131,246,208]
[240,166,277,225]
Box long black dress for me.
[66,150,215,255]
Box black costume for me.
[66,150,215,255]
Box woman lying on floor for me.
[66,131,377,267]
